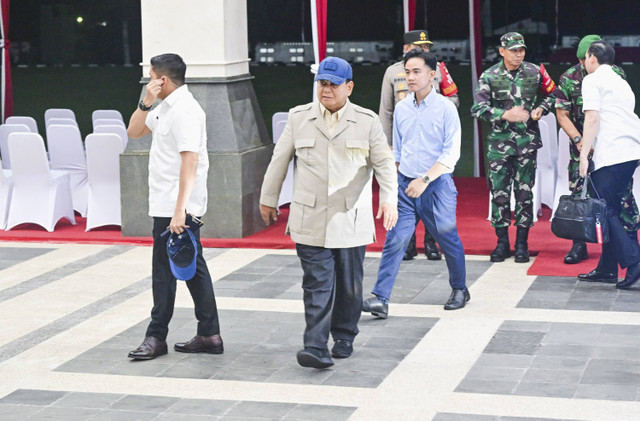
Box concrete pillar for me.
[121,0,272,238]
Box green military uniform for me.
[471,59,555,228]
[556,63,640,232]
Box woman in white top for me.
[578,40,640,289]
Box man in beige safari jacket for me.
[260,57,398,369]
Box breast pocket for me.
[294,138,317,166]
[345,139,370,167]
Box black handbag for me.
[551,173,609,244]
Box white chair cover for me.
[540,113,558,164]
[93,118,126,130]
[5,132,76,232]
[0,158,12,229]
[94,124,128,152]
[550,128,573,220]
[537,119,557,208]
[0,123,31,169]
[85,134,122,231]
[92,109,123,124]
[5,116,38,133]
[45,108,76,124]
[272,112,293,209]
[46,117,78,129]
[46,124,89,216]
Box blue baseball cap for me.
[314,57,353,85]
[166,229,198,281]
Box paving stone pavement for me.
[1,243,640,420]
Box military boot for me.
[514,226,530,263]
[490,227,510,262]
[403,232,418,261]
[424,229,442,260]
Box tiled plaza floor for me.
[1,242,640,420]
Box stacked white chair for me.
[85,133,122,231]
[0,157,12,229]
[94,124,128,152]
[0,123,31,169]
[537,119,557,208]
[44,108,76,124]
[5,132,76,232]
[93,118,126,130]
[5,116,38,133]
[46,117,78,129]
[92,109,123,124]
[272,112,292,209]
[551,129,572,220]
[46,124,89,216]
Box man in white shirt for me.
[578,40,640,289]
[126,53,223,360]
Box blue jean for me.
[373,173,467,300]
[589,160,640,271]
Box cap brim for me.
[315,74,347,84]
[169,259,197,281]
[508,43,526,50]
[413,40,434,45]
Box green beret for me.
[577,35,602,59]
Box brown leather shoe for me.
[128,336,168,360]
[174,334,224,354]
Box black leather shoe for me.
[403,234,418,261]
[617,263,640,289]
[577,269,618,283]
[362,296,388,319]
[331,339,353,358]
[297,348,334,369]
[128,336,168,360]
[564,242,589,264]
[444,288,470,310]
[174,334,224,354]
[424,240,442,260]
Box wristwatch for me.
[138,100,152,111]
[421,174,431,184]
[572,135,582,145]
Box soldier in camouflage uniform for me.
[556,34,639,265]
[471,32,556,263]
[379,30,459,261]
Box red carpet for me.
[0,177,605,278]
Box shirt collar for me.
[163,84,189,107]
[499,60,523,77]
[318,99,349,121]
[412,87,436,108]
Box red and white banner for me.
[0,0,13,121]
[403,0,417,33]
[310,0,327,65]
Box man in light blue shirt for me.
[363,49,469,317]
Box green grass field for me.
[11,63,640,177]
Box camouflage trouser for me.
[488,152,537,228]
[568,145,640,232]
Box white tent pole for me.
[469,0,480,177]
[403,0,409,33]
[310,0,319,102]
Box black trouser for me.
[589,160,640,272]
[296,244,366,351]
[146,216,220,341]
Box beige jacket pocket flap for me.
[345,139,370,150]
[295,137,316,148]
[293,190,316,207]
